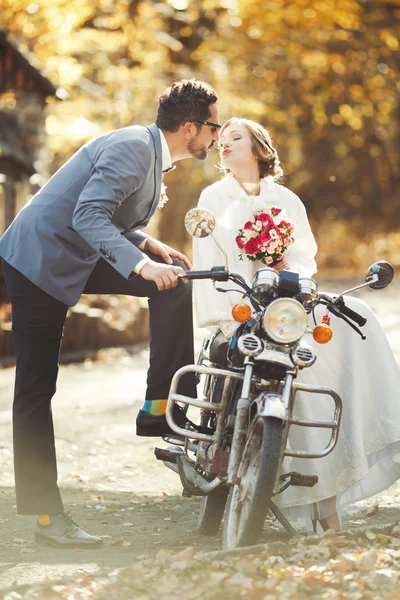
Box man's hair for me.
[220,117,284,181]
[156,79,218,132]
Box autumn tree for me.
[1,0,399,270]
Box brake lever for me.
[325,304,367,340]
[314,298,367,340]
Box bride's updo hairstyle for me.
[220,117,283,181]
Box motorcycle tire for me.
[197,485,229,535]
[222,416,283,549]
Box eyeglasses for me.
[192,120,221,133]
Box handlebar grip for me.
[182,270,215,280]
[180,269,229,281]
[334,300,367,327]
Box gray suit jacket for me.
[0,123,162,306]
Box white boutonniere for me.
[158,182,169,209]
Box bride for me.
[192,117,400,531]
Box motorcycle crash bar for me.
[166,364,244,442]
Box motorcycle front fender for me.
[255,392,288,420]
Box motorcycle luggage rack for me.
[166,364,244,443]
[285,382,343,459]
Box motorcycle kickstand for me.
[269,501,297,535]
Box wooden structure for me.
[0,32,150,359]
[0,31,56,234]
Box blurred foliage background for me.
[1,0,399,274]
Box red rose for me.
[257,212,274,226]
[271,207,282,216]
[244,220,254,231]
[259,231,271,245]
[277,226,287,237]
[236,235,245,249]
[244,237,259,255]
[279,220,294,233]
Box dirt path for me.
[0,280,399,595]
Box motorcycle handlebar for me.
[337,303,367,327]
[182,271,367,327]
[180,269,230,281]
[330,298,367,327]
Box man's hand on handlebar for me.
[144,238,192,270]
[140,261,187,291]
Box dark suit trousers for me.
[2,255,196,515]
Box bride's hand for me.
[273,256,289,272]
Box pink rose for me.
[255,234,265,249]
[244,220,254,231]
[258,231,271,245]
[257,212,274,226]
[271,207,282,217]
[236,235,245,249]
[244,238,259,255]
[278,220,294,232]
[265,256,274,265]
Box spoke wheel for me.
[197,485,229,535]
[223,417,283,549]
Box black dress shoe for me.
[35,512,103,548]
[136,404,212,437]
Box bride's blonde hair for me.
[219,117,284,181]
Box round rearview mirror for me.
[184,208,216,238]
[365,261,394,290]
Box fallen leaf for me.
[367,503,380,516]
[391,525,400,538]
[174,547,196,561]
[383,591,400,599]
[112,537,131,547]
[356,549,378,571]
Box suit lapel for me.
[147,123,163,217]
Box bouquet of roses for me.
[236,207,294,265]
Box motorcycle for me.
[155,208,394,549]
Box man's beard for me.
[188,138,212,160]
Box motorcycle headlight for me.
[262,298,308,344]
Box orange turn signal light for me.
[232,303,252,323]
[313,324,333,344]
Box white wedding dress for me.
[193,173,400,526]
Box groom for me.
[0,79,220,548]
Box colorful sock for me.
[142,399,168,416]
[39,514,51,526]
